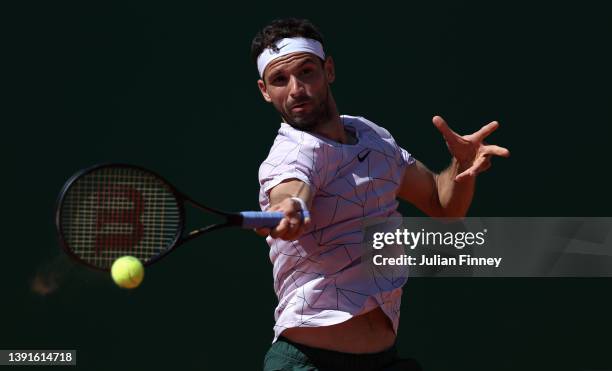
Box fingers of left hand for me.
[483,144,510,158]
[455,156,491,182]
[480,159,492,172]
[474,121,499,141]
[432,116,457,139]
[455,169,473,182]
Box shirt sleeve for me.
[399,146,416,167]
[258,132,321,209]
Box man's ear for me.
[324,56,335,83]
[257,79,272,103]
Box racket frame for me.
[55,163,243,271]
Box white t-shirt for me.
[259,115,416,342]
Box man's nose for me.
[288,75,306,97]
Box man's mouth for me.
[290,101,311,112]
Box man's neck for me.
[311,114,348,144]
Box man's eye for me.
[302,69,313,76]
[272,76,286,84]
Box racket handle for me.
[239,211,310,229]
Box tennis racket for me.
[55,163,306,271]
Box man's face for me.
[258,52,335,131]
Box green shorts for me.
[263,336,422,371]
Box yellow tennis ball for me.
[111,256,144,289]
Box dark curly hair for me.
[250,18,325,68]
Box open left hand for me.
[432,115,510,182]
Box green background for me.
[4,1,611,370]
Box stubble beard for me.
[280,86,332,132]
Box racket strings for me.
[60,167,181,269]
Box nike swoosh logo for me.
[272,43,290,54]
[358,150,371,162]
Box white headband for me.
[257,37,325,78]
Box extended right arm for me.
[255,179,313,240]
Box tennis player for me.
[252,18,509,371]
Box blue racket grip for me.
[239,210,310,229]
